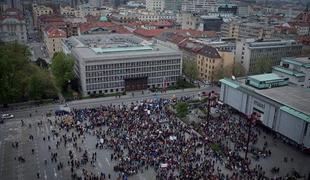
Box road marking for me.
[44,170,47,180]
[139,174,146,180]
[105,158,111,166]
[98,162,102,168]
[53,168,57,177]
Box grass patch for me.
[211,143,222,154]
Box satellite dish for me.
[232,76,236,80]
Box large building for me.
[163,0,182,12]
[182,0,217,13]
[43,27,67,57]
[235,39,303,74]
[221,21,274,40]
[220,74,310,151]
[272,57,310,88]
[62,34,182,96]
[146,0,164,12]
[0,8,27,43]
[32,4,53,27]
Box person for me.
[32,149,34,154]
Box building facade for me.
[197,45,222,82]
[235,39,303,74]
[181,12,200,30]
[32,4,53,27]
[62,34,182,96]
[44,27,66,57]
[220,74,310,150]
[272,57,310,88]
[0,8,27,43]
[221,21,274,40]
[146,0,164,12]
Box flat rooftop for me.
[238,79,310,115]
[282,57,310,68]
[248,73,284,82]
[220,78,310,116]
[63,34,180,61]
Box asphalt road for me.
[0,87,218,180]
[2,87,218,119]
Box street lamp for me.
[244,112,261,160]
[206,91,217,123]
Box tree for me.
[0,43,31,106]
[214,62,246,81]
[183,59,198,82]
[232,62,246,77]
[176,102,189,118]
[251,58,273,75]
[28,66,58,100]
[51,52,75,91]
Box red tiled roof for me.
[126,21,148,28]
[79,22,130,34]
[85,15,101,22]
[45,27,66,38]
[148,20,173,27]
[298,35,310,45]
[38,15,64,23]
[169,34,188,45]
[79,22,115,33]
[197,45,221,58]
[178,39,204,53]
[133,29,168,38]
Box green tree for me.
[214,62,246,81]
[252,58,273,75]
[0,42,58,107]
[28,66,58,100]
[232,62,246,77]
[183,59,198,82]
[51,52,75,91]
[176,102,189,118]
[0,43,31,106]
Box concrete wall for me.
[277,110,305,144]
[220,82,310,148]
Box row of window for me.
[85,66,180,78]
[86,82,178,95]
[86,70,180,84]
[85,59,180,71]
[86,76,178,91]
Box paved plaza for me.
[0,88,309,180]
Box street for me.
[0,87,217,180]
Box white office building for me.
[272,57,310,88]
[235,39,303,74]
[220,74,310,150]
[62,34,182,96]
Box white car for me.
[1,114,14,119]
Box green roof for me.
[280,106,310,123]
[282,58,310,68]
[248,73,282,82]
[92,46,153,53]
[283,59,303,66]
[99,16,108,22]
[272,66,305,77]
[219,78,239,88]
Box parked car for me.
[1,114,14,119]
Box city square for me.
[1,89,309,180]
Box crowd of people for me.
[12,95,306,180]
[68,97,274,179]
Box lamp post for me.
[244,112,261,160]
[206,91,217,123]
